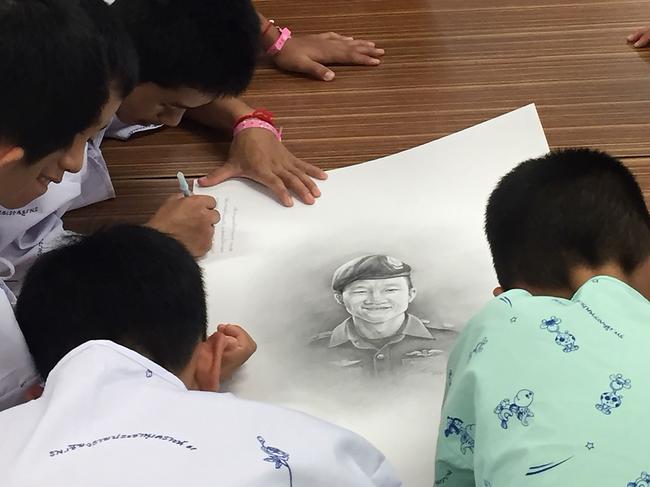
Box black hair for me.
[485,148,650,290]
[112,0,259,96]
[80,0,139,98]
[0,0,108,163]
[16,225,208,379]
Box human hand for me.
[627,26,650,47]
[146,193,219,257]
[273,32,385,81]
[197,128,327,207]
[217,324,257,383]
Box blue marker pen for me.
[176,171,191,197]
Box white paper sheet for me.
[195,104,550,486]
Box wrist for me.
[260,19,281,51]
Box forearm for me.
[186,97,254,132]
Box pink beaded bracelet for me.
[266,27,292,56]
[233,118,283,141]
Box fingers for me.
[298,160,328,181]
[627,27,650,47]
[197,163,242,187]
[258,172,293,207]
[218,324,257,352]
[279,170,316,205]
[188,194,217,210]
[290,167,322,199]
[298,57,336,81]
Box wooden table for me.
[65,0,650,232]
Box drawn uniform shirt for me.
[0,117,161,294]
[434,276,650,487]
[0,340,401,487]
[315,313,457,375]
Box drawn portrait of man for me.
[311,255,456,375]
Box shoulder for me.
[309,330,333,344]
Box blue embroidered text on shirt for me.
[257,436,293,487]
[577,300,624,339]
[494,389,535,429]
[443,417,475,454]
[0,207,39,216]
[595,373,631,415]
[447,368,453,388]
[48,432,197,457]
[627,471,650,487]
[468,337,488,362]
[540,316,579,353]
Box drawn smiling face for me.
[341,277,415,323]
[514,389,534,408]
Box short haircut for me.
[0,0,109,163]
[485,148,650,290]
[112,0,259,96]
[80,0,139,98]
[16,226,208,379]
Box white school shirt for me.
[0,118,161,294]
[0,260,39,411]
[0,340,401,487]
[0,119,160,411]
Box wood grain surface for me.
[64,0,650,231]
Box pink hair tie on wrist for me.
[233,118,283,141]
[267,27,292,56]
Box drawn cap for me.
[332,255,411,292]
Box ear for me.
[193,332,231,392]
[0,145,25,167]
[408,287,417,303]
[493,286,504,297]
[333,292,344,305]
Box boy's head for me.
[486,148,650,296]
[112,0,260,127]
[0,0,137,209]
[333,255,417,324]
[16,225,220,386]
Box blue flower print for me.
[258,436,293,486]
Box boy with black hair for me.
[0,0,127,410]
[111,0,328,208]
[0,0,220,293]
[435,149,650,486]
[0,0,218,407]
[0,225,400,487]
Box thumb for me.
[300,58,335,81]
[198,163,241,187]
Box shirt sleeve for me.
[0,288,40,411]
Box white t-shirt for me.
[0,270,39,411]
[0,340,401,487]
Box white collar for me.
[47,340,187,391]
